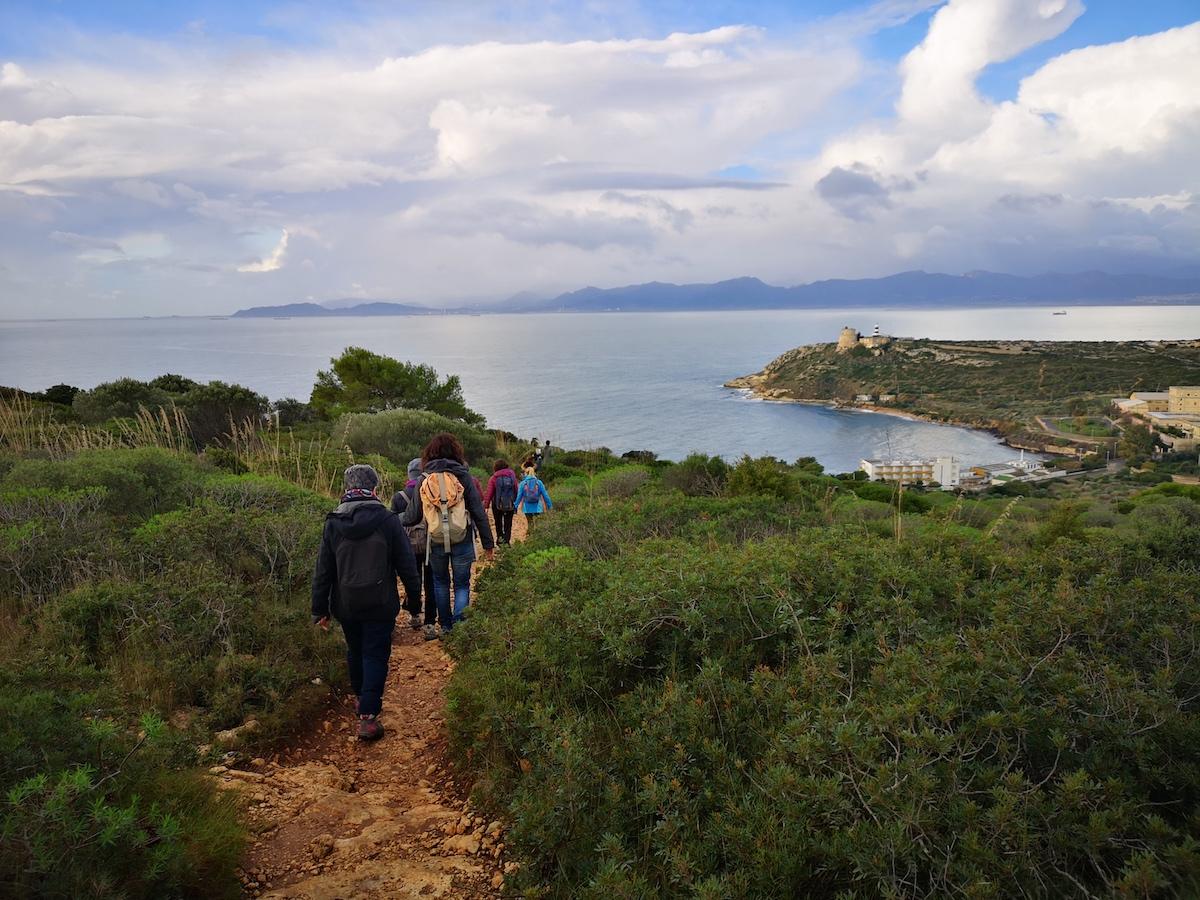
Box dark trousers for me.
[492,508,514,544]
[339,617,395,716]
[403,562,437,625]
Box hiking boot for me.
[357,716,384,741]
[423,624,440,641]
[408,613,422,630]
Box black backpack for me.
[334,526,392,619]
[494,474,517,512]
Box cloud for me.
[238,229,289,273]
[0,3,1197,317]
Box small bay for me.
[2,306,1195,471]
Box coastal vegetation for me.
[727,338,1200,446]
[3,351,1199,897]
[447,459,1200,898]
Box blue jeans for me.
[339,618,395,716]
[428,539,476,631]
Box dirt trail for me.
[212,514,527,899]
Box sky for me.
[0,0,1197,318]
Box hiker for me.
[542,439,553,466]
[530,438,544,472]
[482,458,518,545]
[391,457,436,636]
[401,433,495,636]
[311,464,420,741]
[515,464,553,528]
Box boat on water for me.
[1052,310,1067,315]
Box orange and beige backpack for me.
[418,472,470,557]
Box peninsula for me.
[727,329,1200,451]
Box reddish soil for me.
[213,515,527,898]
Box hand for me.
[314,616,330,632]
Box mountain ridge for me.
[230,270,1200,317]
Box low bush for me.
[662,453,729,497]
[448,479,1200,898]
[336,407,496,468]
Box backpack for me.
[419,472,470,554]
[494,474,517,512]
[399,484,428,556]
[333,524,392,620]
[521,477,541,505]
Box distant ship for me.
[1052,310,1067,315]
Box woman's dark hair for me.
[494,458,509,472]
[422,432,466,466]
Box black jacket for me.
[311,497,421,621]
[400,459,495,551]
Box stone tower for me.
[837,326,860,352]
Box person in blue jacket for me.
[514,465,552,528]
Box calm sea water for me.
[2,307,1196,471]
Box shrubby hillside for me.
[446,456,1200,898]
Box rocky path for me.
[212,515,527,899]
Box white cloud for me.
[0,2,1197,316]
[238,229,289,273]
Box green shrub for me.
[727,455,796,501]
[335,408,496,467]
[662,453,729,497]
[72,378,173,424]
[1,447,200,518]
[448,490,1200,898]
[179,381,268,446]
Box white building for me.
[860,456,960,489]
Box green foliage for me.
[40,383,81,407]
[73,378,173,424]
[448,474,1200,898]
[846,479,933,513]
[0,447,343,895]
[310,346,484,424]
[661,453,729,497]
[335,407,497,467]
[271,396,317,426]
[179,380,268,446]
[726,455,796,500]
[1119,423,1159,462]
[149,373,201,394]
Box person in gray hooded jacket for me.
[312,464,420,740]
[391,457,437,637]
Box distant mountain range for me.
[230,270,1200,317]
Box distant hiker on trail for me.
[515,465,553,528]
[311,464,420,742]
[542,439,553,466]
[401,433,495,636]
[482,458,518,545]
[530,438,544,472]
[391,457,436,637]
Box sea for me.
[2,306,1196,472]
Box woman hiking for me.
[482,458,519,545]
[391,457,437,638]
[401,433,495,636]
[514,464,553,529]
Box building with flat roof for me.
[861,456,960,488]
[1169,386,1200,414]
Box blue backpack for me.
[521,477,541,505]
[494,474,517,512]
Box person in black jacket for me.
[312,464,420,741]
[401,433,494,636]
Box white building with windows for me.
[860,456,960,488]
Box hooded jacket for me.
[311,496,421,621]
[400,458,495,550]
[482,467,518,510]
[514,472,553,514]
